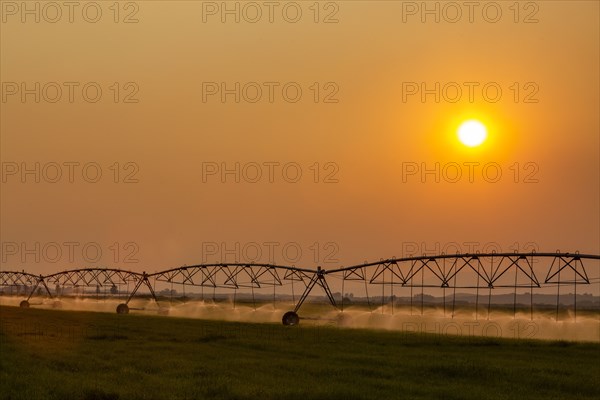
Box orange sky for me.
[1,1,599,275]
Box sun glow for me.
[457,120,487,147]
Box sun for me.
[457,120,487,147]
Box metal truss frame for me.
[1,252,598,323]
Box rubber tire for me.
[20,300,30,308]
[282,311,300,326]
[116,303,129,314]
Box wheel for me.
[116,303,129,314]
[282,311,300,326]
[19,300,30,308]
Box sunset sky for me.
[1,1,599,275]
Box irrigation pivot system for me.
[1,252,599,325]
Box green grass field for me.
[1,305,599,400]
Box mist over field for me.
[2,296,598,342]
